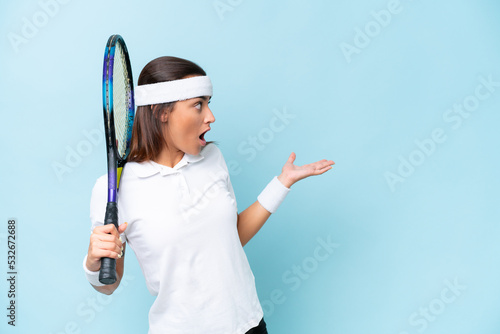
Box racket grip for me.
[99,202,119,285]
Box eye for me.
[194,101,202,110]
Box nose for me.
[205,106,215,124]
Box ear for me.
[153,105,168,123]
[160,109,168,123]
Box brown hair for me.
[128,56,207,163]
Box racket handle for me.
[99,202,119,285]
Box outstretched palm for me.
[277,152,335,188]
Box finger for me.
[98,224,123,242]
[90,233,122,252]
[91,228,123,249]
[312,160,335,169]
[91,247,122,260]
[92,240,122,257]
[118,222,128,234]
[94,224,119,236]
[302,162,329,172]
[91,232,116,244]
[287,152,296,164]
[314,165,334,175]
[302,159,334,170]
[318,159,334,164]
[321,160,335,168]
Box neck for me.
[154,147,184,168]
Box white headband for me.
[134,76,213,106]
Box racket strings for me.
[113,43,132,159]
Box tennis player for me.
[83,56,334,334]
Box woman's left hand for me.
[277,152,335,188]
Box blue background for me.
[1,0,499,333]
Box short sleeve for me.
[89,175,127,242]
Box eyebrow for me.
[196,96,211,102]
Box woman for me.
[83,56,334,334]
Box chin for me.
[185,146,202,156]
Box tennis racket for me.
[99,34,135,285]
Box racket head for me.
[102,34,135,201]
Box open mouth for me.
[199,129,210,146]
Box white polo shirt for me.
[90,144,264,334]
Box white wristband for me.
[83,254,106,287]
[257,176,290,214]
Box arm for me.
[84,223,127,295]
[236,152,334,246]
[237,201,271,247]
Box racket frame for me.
[99,34,135,285]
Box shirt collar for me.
[128,152,204,178]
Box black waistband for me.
[245,318,268,334]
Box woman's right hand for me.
[86,222,128,272]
